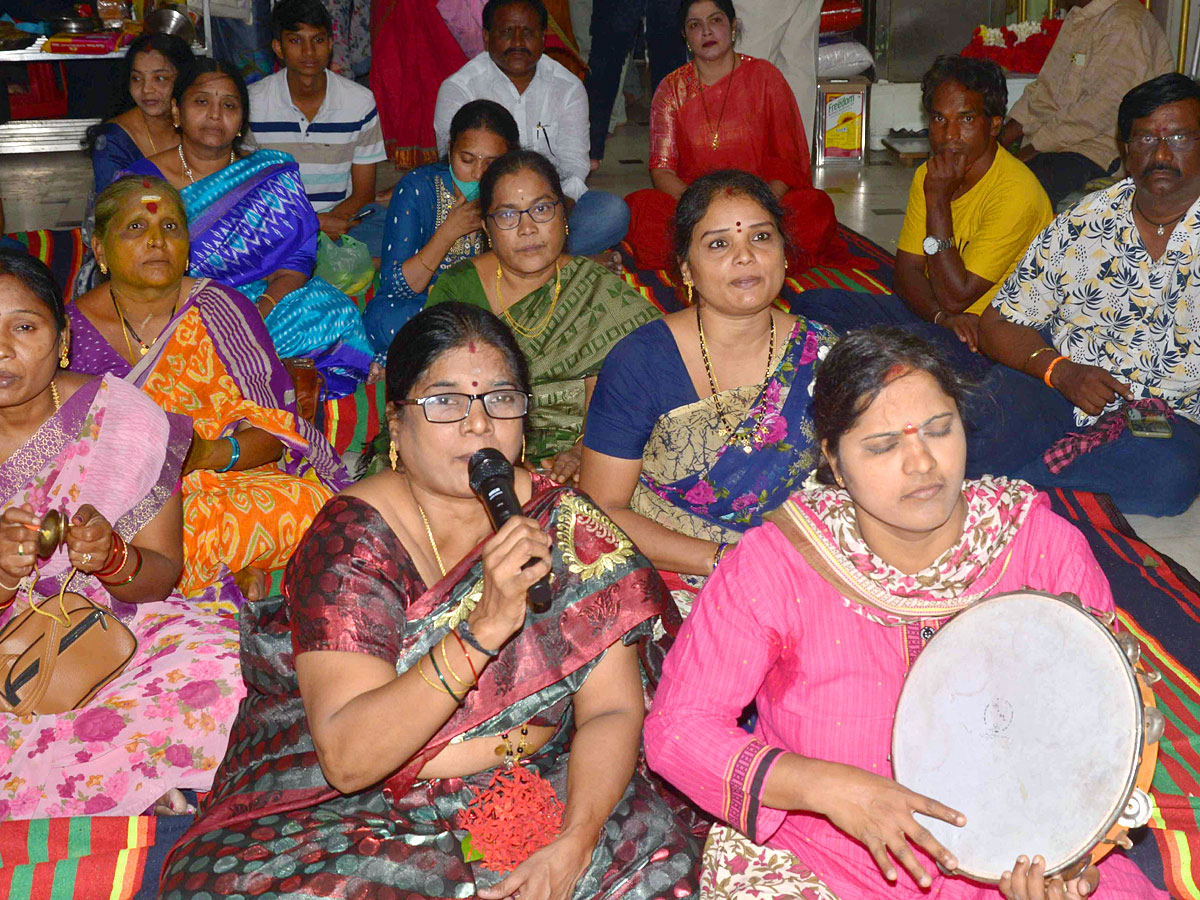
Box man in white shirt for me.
[736,0,821,146]
[433,0,630,255]
[248,0,388,256]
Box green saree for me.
[427,257,660,460]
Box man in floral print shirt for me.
[966,73,1200,518]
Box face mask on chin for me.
[451,170,481,202]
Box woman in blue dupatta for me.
[580,170,836,617]
[121,59,371,396]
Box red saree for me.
[626,55,843,271]
[370,0,467,168]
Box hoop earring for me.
[59,341,69,369]
[389,441,399,471]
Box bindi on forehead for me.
[736,221,742,233]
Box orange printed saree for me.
[68,279,351,596]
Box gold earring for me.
[685,280,693,305]
[564,222,570,236]
[521,435,527,464]
[99,262,108,275]
[59,342,69,369]
[389,441,398,471]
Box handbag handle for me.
[10,567,82,717]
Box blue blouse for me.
[91,123,144,193]
[367,162,485,354]
[584,320,701,460]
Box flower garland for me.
[961,17,1064,73]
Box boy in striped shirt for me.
[248,0,387,255]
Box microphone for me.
[468,448,553,613]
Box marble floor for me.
[4,123,1199,578]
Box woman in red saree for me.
[159,302,699,899]
[625,0,842,272]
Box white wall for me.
[867,76,1037,150]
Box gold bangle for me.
[415,252,438,274]
[933,310,947,325]
[415,656,451,696]
[440,634,474,688]
[1025,346,1056,372]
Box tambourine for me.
[892,590,1161,883]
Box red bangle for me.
[95,534,128,578]
[1043,355,1069,389]
[100,546,142,586]
[452,630,480,684]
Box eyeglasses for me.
[395,390,531,423]
[487,200,561,230]
[1127,132,1200,153]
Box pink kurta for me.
[645,492,1165,899]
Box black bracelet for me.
[457,620,499,657]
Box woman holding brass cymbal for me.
[645,327,1164,900]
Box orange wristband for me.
[1043,355,1069,388]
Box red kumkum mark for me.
[902,423,918,435]
[736,220,742,233]
[883,363,912,383]
[467,340,477,353]
[145,201,158,214]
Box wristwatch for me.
[923,235,954,255]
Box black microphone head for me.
[468,447,514,494]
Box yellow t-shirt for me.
[897,146,1054,315]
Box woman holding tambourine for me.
[646,328,1165,899]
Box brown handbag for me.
[0,588,136,716]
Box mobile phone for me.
[1125,406,1173,439]
[349,207,376,223]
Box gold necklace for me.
[177,143,237,184]
[139,109,159,155]
[697,305,776,445]
[695,58,736,149]
[414,498,446,577]
[496,261,562,340]
[110,286,179,362]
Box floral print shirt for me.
[992,178,1200,425]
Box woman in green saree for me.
[427,150,659,483]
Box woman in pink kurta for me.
[645,327,1165,900]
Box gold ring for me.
[16,544,23,557]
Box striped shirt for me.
[248,69,386,212]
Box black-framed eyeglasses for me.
[395,390,531,423]
[1127,132,1200,153]
[487,200,561,230]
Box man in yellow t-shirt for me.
[894,56,1053,352]
[793,56,1051,371]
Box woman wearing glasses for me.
[426,150,660,484]
[161,302,700,900]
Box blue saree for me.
[122,150,372,396]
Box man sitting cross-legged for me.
[967,73,1200,518]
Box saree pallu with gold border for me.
[0,375,245,820]
[428,257,662,461]
[631,320,836,614]
[159,480,700,899]
[68,279,351,597]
